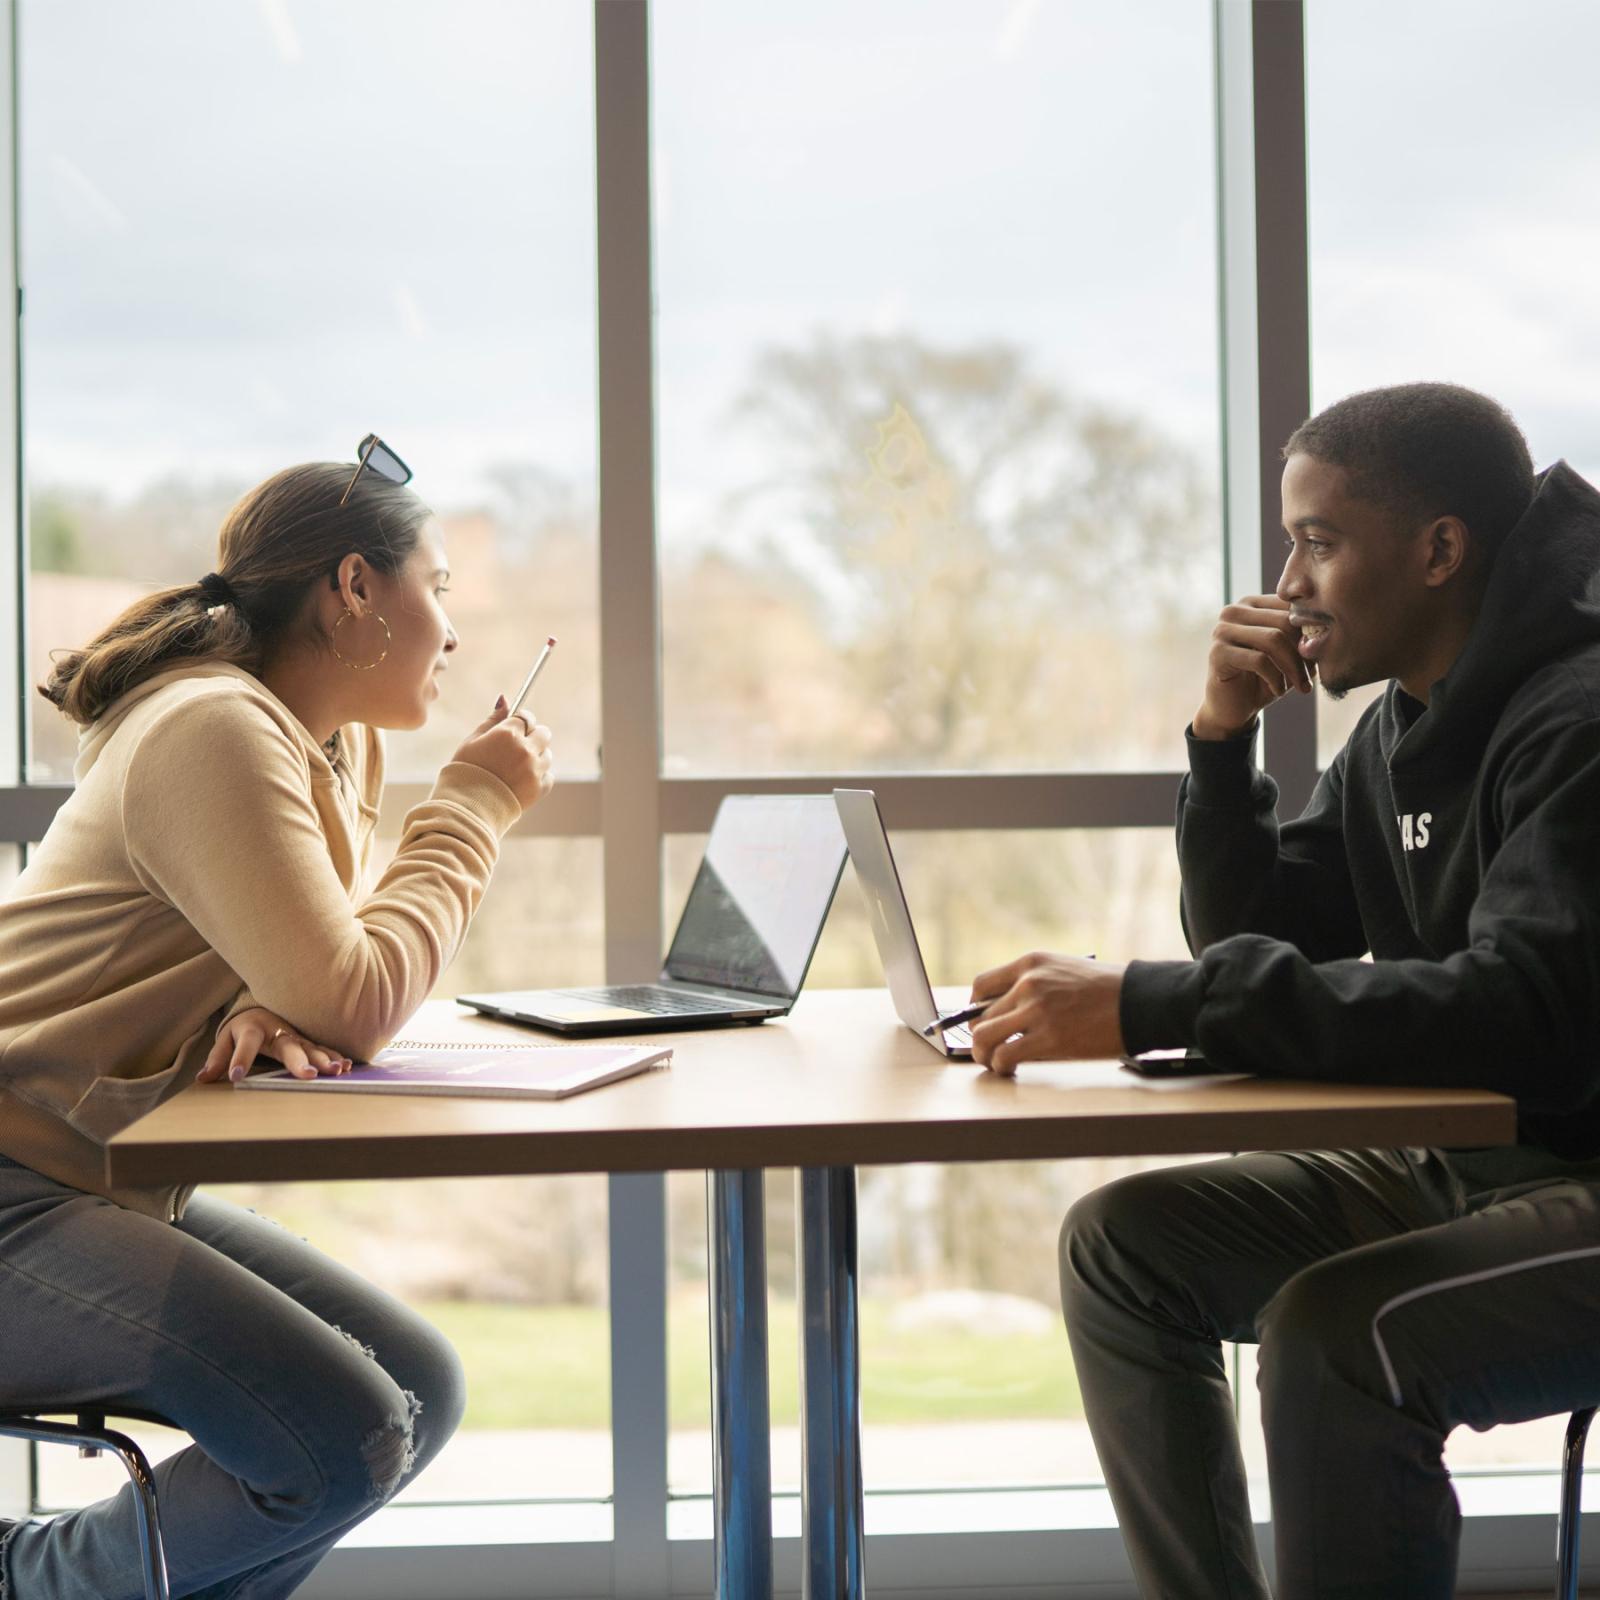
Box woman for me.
[0,441,553,1597]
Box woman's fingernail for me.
[228,1062,245,1083]
[495,694,507,712]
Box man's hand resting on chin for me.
[967,952,1126,1076]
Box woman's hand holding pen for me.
[453,695,555,811]
[966,951,1126,1076]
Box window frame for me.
[0,2,1579,1594]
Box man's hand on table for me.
[967,952,1126,1076]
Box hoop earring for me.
[331,607,391,671]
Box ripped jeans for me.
[0,1155,465,1599]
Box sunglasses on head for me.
[339,434,413,506]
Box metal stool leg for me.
[100,1426,170,1600]
[0,1417,169,1600]
[1558,1406,1595,1600]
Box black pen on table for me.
[921,954,1097,1037]
[921,1000,991,1037]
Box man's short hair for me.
[1283,382,1535,562]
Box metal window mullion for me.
[1213,0,1257,615]
[1215,0,1315,814]
[0,0,26,1521]
[658,771,1186,834]
[1249,0,1315,811]
[1215,0,1315,1503]
[0,776,55,840]
[1,0,19,794]
[596,0,662,986]
[607,1169,669,1600]
[3,769,1196,844]
[595,4,670,1598]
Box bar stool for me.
[1558,1406,1596,1600]
[0,1405,171,1600]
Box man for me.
[967,382,1600,1598]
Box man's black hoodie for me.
[1123,460,1600,1157]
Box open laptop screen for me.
[663,796,846,997]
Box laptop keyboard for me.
[554,985,753,1017]
[944,1023,972,1048]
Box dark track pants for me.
[1059,1144,1600,1599]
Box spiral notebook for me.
[236,1038,673,1100]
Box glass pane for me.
[35,834,610,1511]
[655,0,1221,775]
[670,823,1194,993]
[418,834,604,1001]
[22,0,597,783]
[1306,0,1600,765]
[1315,678,1384,771]
[1305,0,1590,1483]
[36,1173,613,1511]
[666,826,1206,1493]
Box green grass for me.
[418,1298,1082,1432]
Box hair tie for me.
[197,572,235,607]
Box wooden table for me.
[108,989,1516,1600]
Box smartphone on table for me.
[1119,1048,1216,1078]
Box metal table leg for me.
[798,1165,865,1600]
[707,1169,773,1600]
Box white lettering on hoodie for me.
[1397,811,1433,852]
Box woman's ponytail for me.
[38,579,257,726]
[36,460,432,729]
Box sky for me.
[18,0,1600,534]
[1305,0,1600,483]
[18,0,1218,535]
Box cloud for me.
[49,154,126,234]
[257,0,303,65]
[393,283,431,341]
[993,0,1041,62]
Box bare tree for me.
[717,332,1218,772]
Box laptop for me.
[832,788,972,1059]
[457,794,847,1036]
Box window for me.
[655,0,1221,775]
[0,1,1567,1592]
[19,0,603,1509]
[653,0,1226,1510]
[1307,0,1600,1468]
[666,828,1199,1495]
[22,0,598,783]
[1306,0,1600,767]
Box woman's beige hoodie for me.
[0,663,522,1221]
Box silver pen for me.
[508,636,557,719]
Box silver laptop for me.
[457,794,847,1036]
[833,788,972,1059]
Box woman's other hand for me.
[198,1007,354,1085]
[452,694,555,811]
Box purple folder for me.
[236,1041,672,1100]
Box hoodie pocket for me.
[64,1061,185,1145]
